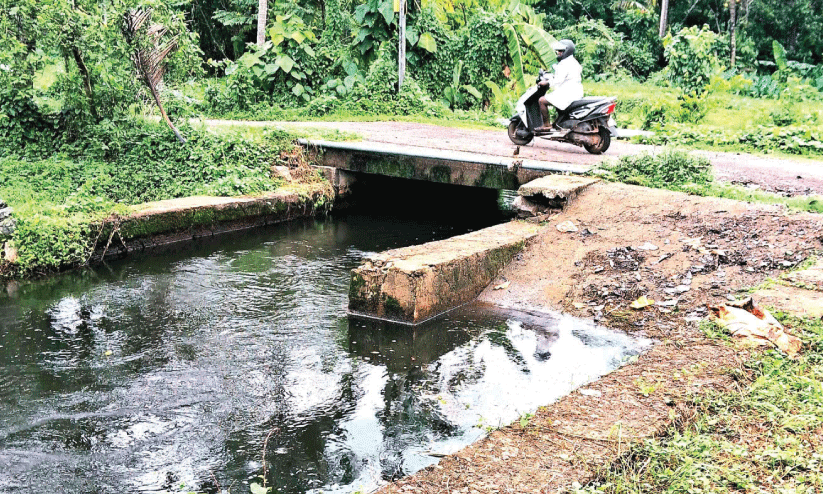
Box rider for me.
[536,39,583,132]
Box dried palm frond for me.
[123,8,186,143]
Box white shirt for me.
[545,56,584,111]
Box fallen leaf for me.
[630,295,655,309]
[573,302,587,309]
[493,280,511,290]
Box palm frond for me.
[123,8,186,143]
[612,0,656,11]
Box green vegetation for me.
[599,150,823,214]
[572,315,823,494]
[4,0,823,275]
[600,150,713,190]
[0,121,331,275]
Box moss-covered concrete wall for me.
[316,148,547,191]
[90,183,334,262]
[348,222,541,324]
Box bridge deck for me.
[301,138,590,190]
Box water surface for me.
[1,205,648,493]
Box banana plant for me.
[500,0,558,94]
[442,61,482,109]
[484,80,515,115]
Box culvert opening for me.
[332,172,517,229]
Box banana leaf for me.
[503,23,526,94]
[516,23,558,69]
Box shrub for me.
[638,93,707,129]
[663,25,724,96]
[556,18,630,81]
[770,107,797,126]
[0,85,60,156]
[604,149,713,189]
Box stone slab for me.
[348,221,542,324]
[95,184,333,260]
[784,258,823,291]
[517,176,600,199]
[753,285,823,318]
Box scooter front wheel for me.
[508,120,534,146]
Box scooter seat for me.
[564,97,611,112]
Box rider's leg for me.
[537,96,551,130]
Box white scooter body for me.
[507,70,618,154]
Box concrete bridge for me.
[299,139,590,192]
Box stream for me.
[0,184,649,493]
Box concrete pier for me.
[348,221,542,324]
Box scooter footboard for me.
[526,103,544,129]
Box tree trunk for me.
[70,46,99,120]
[257,0,267,47]
[658,0,670,38]
[150,85,187,143]
[320,0,326,29]
[729,0,737,67]
[398,0,406,90]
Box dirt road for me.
[209,119,823,196]
[376,182,823,494]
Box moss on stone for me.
[429,165,453,184]
[476,165,520,190]
[383,294,404,317]
[349,273,365,299]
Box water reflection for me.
[0,212,649,494]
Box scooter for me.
[508,69,618,154]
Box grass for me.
[586,79,823,133]
[572,314,823,494]
[187,118,364,141]
[688,183,823,214]
[200,108,503,131]
[0,121,319,274]
[598,149,823,214]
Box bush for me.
[458,12,509,92]
[663,25,724,95]
[638,93,708,129]
[636,123,823,155]
[770,107,797,126]
[556,18,630,81]
[0,85,60,156]
[604,149,713,189]
[614,8,663,78]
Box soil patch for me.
[377,182,823,493]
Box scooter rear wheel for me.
[508,120,534,146]
[584,127,611,154]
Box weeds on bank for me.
[571,314,823,494]
[0,121,311,275]
[598,150,823,214]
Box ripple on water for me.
[0,215,651,494]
